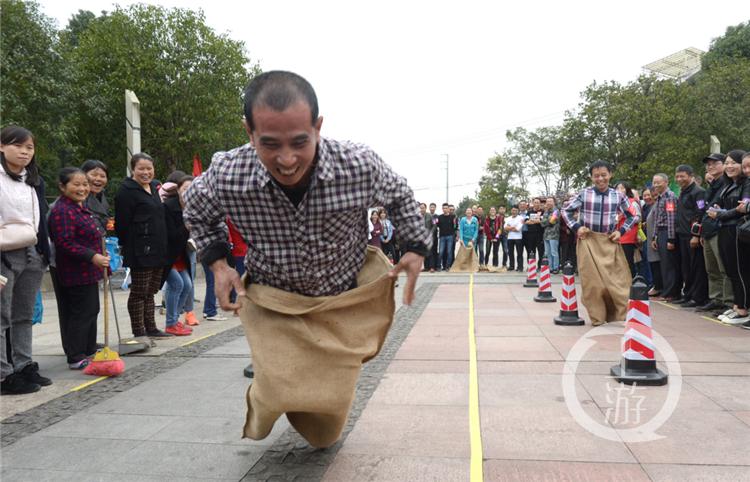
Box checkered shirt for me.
[183,137,430,297]
[653,189,678,240]
[562,186,638,234]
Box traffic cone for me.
[533,258,556,303]
[554,261,584,325]
[523,257,538,288]
[610,275,668,386]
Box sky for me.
[37,0,750,205]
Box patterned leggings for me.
[127,267,164,336]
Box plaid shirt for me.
[48,196,104,287]
[653,189,678,241]
[184,137,430,297]
[562,186,638,234]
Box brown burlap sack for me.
[576,232,631,325]
[450,244,479,273]
[239,246,395,448]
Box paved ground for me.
[1,271,749,481]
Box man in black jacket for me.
[674,165,708,308]
[697,154,733,312]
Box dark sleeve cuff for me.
[82,248,96,261]
[200,241,233,267]
[668,238,677,244]
[572,223,581,233]
[618,227,626,236]
[405,241,429,257]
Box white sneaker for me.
[203,314,228,321]
[719,309,735,318]
[721,311,749,325]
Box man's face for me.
[419,204,426,215]
[706,159,724,178]
[245,101,323,188]
[675,171,692,189]
[532,198,541,211]
[429,203,436,214]
[489,207,496,216]
[450,207,455,214]
[652,175,667,193]
[511,207,518,216]
[499,206,506,215]
[590,167,611,191]
[477,207,484,217]
[545,198,554,210]
[442,205,450,215]
[642,189,653,204]
[519,201,528,212]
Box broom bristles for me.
[84,358,125,377]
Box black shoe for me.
[1,373,41,395]
[741,321,750,330]
[696,300,721,312]
[146,329,174,338]
[681,300,698,308]
[670,298,688,305]
[243,363,254,379]
[19,362,52,386]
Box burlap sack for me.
[450,244,479,273]
[576,232,631,325]
[239,246,395,448]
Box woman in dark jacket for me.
[162,173,195,336]
[708,149,749,324]
[81,159,110,234]
[115,153,171,340]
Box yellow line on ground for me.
[180,333,214,347]
[701,315,728,326]
[69,376,108,392]
[656,301,678,310]
[468,273,484,482]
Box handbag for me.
[0,189,38,251]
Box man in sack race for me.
[561,161,639,326]
[183,71,430,448]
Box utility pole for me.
[443,153,449,204]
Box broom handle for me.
[102,238,109,347]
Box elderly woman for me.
[81,159,110,234]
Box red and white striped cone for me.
[533,258,556,303]
[610,275,668,386]
[554,262,584,325]
[523,257,538,288]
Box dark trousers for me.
[678,234,708,304]
[650,261,663,291]
[656,229,682,298]
[560,239,577,271]
[425,233,439,270]
[524,231,544,261]
[621,243,638,279]
[484,238,499,266]
[508,239,524,271]
[718,226,750,309]
[52,270,98,364]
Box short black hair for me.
[81,159,109,177]
[589,160,613,175]
[675,164,693,175]
[58,166,85,186]
[429,202,436,207]
[727,149,747,163]
[1,125,40,186]
[442,202,449,207]
[616,181,634,198]
[243,71,319,132]
[129,152,154,171]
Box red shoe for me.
[184,311,200,326]
[165,323,192,336]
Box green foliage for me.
[475,152,530,209]
[702,20,750,69]
[456,196,477,216]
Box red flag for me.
[192,153,203,176]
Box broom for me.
[84,239,125,376]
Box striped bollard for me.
[554,262,584,325]
[533,258,556,303]
[610,275,668,386]
[523,257,538,288]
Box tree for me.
[0,0,73,180]
[702,20,750,70]
[456,196,477,217]
[505,126,570,196]
[475,152,529,209]
[65,4,258,178]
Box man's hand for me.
[388,252,423,306]
[667,242,676,251]
[700,237,705,247]
[608,230,621,243]
[210,259,245,314]
[577,226,590,240]
[690,236,700,248]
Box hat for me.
[703,153,726,163]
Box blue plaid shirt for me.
[562,186,638,234]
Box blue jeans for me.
[640,243,653,286]
[439,235,455,270]
[544,239,560,271]
[201,260,217,317]
[165,269,192,327]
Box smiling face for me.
[132,159,154,186]
[591,167,612,191]
[724,158,741,179]
[743,156,750,178]
[245,101,322,188]
[86,167,108,194]
[652,175,667,194]
[675,171,691,189]
[706,159,724,179]
[465,208,473,219]
[0,135,35,174]
[545,198,554,210]
[61,173,90,205]
[642,189,653,204]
